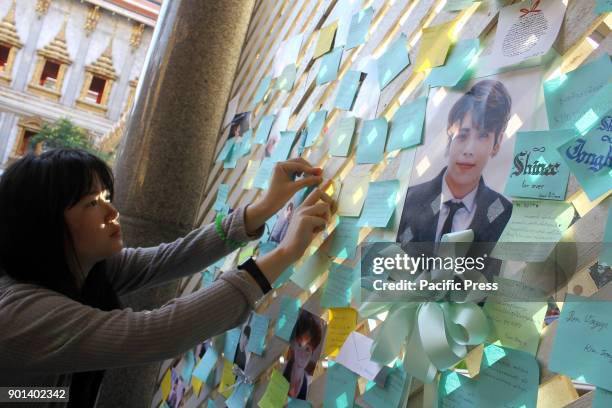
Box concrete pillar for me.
[97,0,255,407]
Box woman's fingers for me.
[301,201,332,220]
[293,175,323,190]
[280,160,322,178]
[302,182,335,208]
[301,215,327,232]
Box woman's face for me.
[64,177,123,266]
[292,334,313,370]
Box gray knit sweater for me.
[0,205,265,405]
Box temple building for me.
[0,0,160,171]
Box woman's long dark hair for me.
[0,148,122,406]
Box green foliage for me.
[29,118,113,163]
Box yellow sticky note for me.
[324,307,357,356]
[337,165,372,216]
[537,375,578,408]
[238,244,256,264]
[160,369,172,402]
[192,376,202,396]
[314,22,338,59]
[219,358,236,398]
[465,344,484,378]
[415,20,456,72]
[258,369,289,408]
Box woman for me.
[0,148,335,407]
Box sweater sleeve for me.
[0,269,262,375]
[106,205,265,296]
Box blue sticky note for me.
[363,362,408,408]
[213,184,230,211]
[216,138,235,163]
[505,130,575,200]
[357,180,399,228]
[439,344,538,408]
[275,296,301,341]
[594,387,612,408]
[181,350,196,385]
[305,110,328,147]
[290,248,332,290]
[226,381,253,408]
[317,46,344,85]
[253,75,273,106]
[544,54,612,130]
[335,70,363,110]
[377,34,410,89]
[321,263,359,308]
[557,109,612,201]
[207,399,218,408]
[356,118,388,164]
[223,141,240,169]
[192,347,218,382]
[255,115,276,145]
[245,313,270,355]
[277,63,297,92]
[271,131,296,163]
[425,39,479,87]
[596,0,612,14]
[346,7,374,50]
[323,362,359,408]
[223,327,241,362]
[602,201,612,267]
[549,294,612,391]
[238,129,254,157]
[201,270,215,288]
[386,96,427,152]
[330,116,357,157]
[288,398,312,407]
[253,158,275,189]
[328,216,360,259]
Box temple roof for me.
[83,0,162,27]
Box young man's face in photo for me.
[446,111,501,192]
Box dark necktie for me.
[439,200,465,240]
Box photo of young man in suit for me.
[396,79,514,249]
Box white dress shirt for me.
[435,172,478,242]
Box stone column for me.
[97,0,255,407]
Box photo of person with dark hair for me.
[269,201,294,243]
[282,309,326,400]
[228,112,251,140]
[396,79,515,246]
[234,323,251,371]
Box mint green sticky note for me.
[192,347,218,382]
[246,313,270,355]
[328,216,360,259]
[223,141,240,169]
[217,138,235,163]
[271,131,296,162]
[346,7,374,50]
[306,110,328,147]
[223,327,241,362]
[557,108,612,201]
[330,116,357,157]
[275,296,301,341]
[323,361,359,408]
[201,270,214,288]
[238,129,254,157]
[544,54,612,130]
[602,200,612,267]
[505,130,575,200]
[290,248,332,290]
[181,350,196,385]
[317,46,344,85]
[226,381,254,408]
[255,115,276,145]
[335,70,362,110]
[356,118,388,164]
[277,63,297,92]
[357,180,399,228]
[439,344,538,408]
[253,75,273,106]
[213,184,230,211]
[444,0,475,11]
[549,294,612,391]
[595,0,612,14]
[321,263,359,308]
[594,387,612,408]
[425,39,479,87]
[363,362,409,408]
[253,158,275,189]
[377,33,410,89]
[386,96,427,152]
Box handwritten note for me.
[253,158,274,190]
[425,39,479,87]
[324,308,357,356]
[491,199,575,262]
[305,110,328,147]
[271,131,296,163]
[323,362,359,408]
[255,115,276,145]
[438,344,539,407]
[192,347,218,382]
[246,313,270,356]
[335,71,363,111]
[226,381,254,408]
[415,20,456,72]
[345,7,374,50]
[549,294,612,391]
[290,248,332,290]
[505,129,575,200]
[357,180,399,228]
[363,362,409,408]
[338,164,372,216]
[317,46,344,85]
[258,369,290,408]
[275,296,301,342]
[356,118,388,164]
[224,327,241,363]
[321,263,359,308]
[377,33,410,89]
[327,216,360,259]
[386,96,427,152]
[330,116,357,157]
[601,201,612,267]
